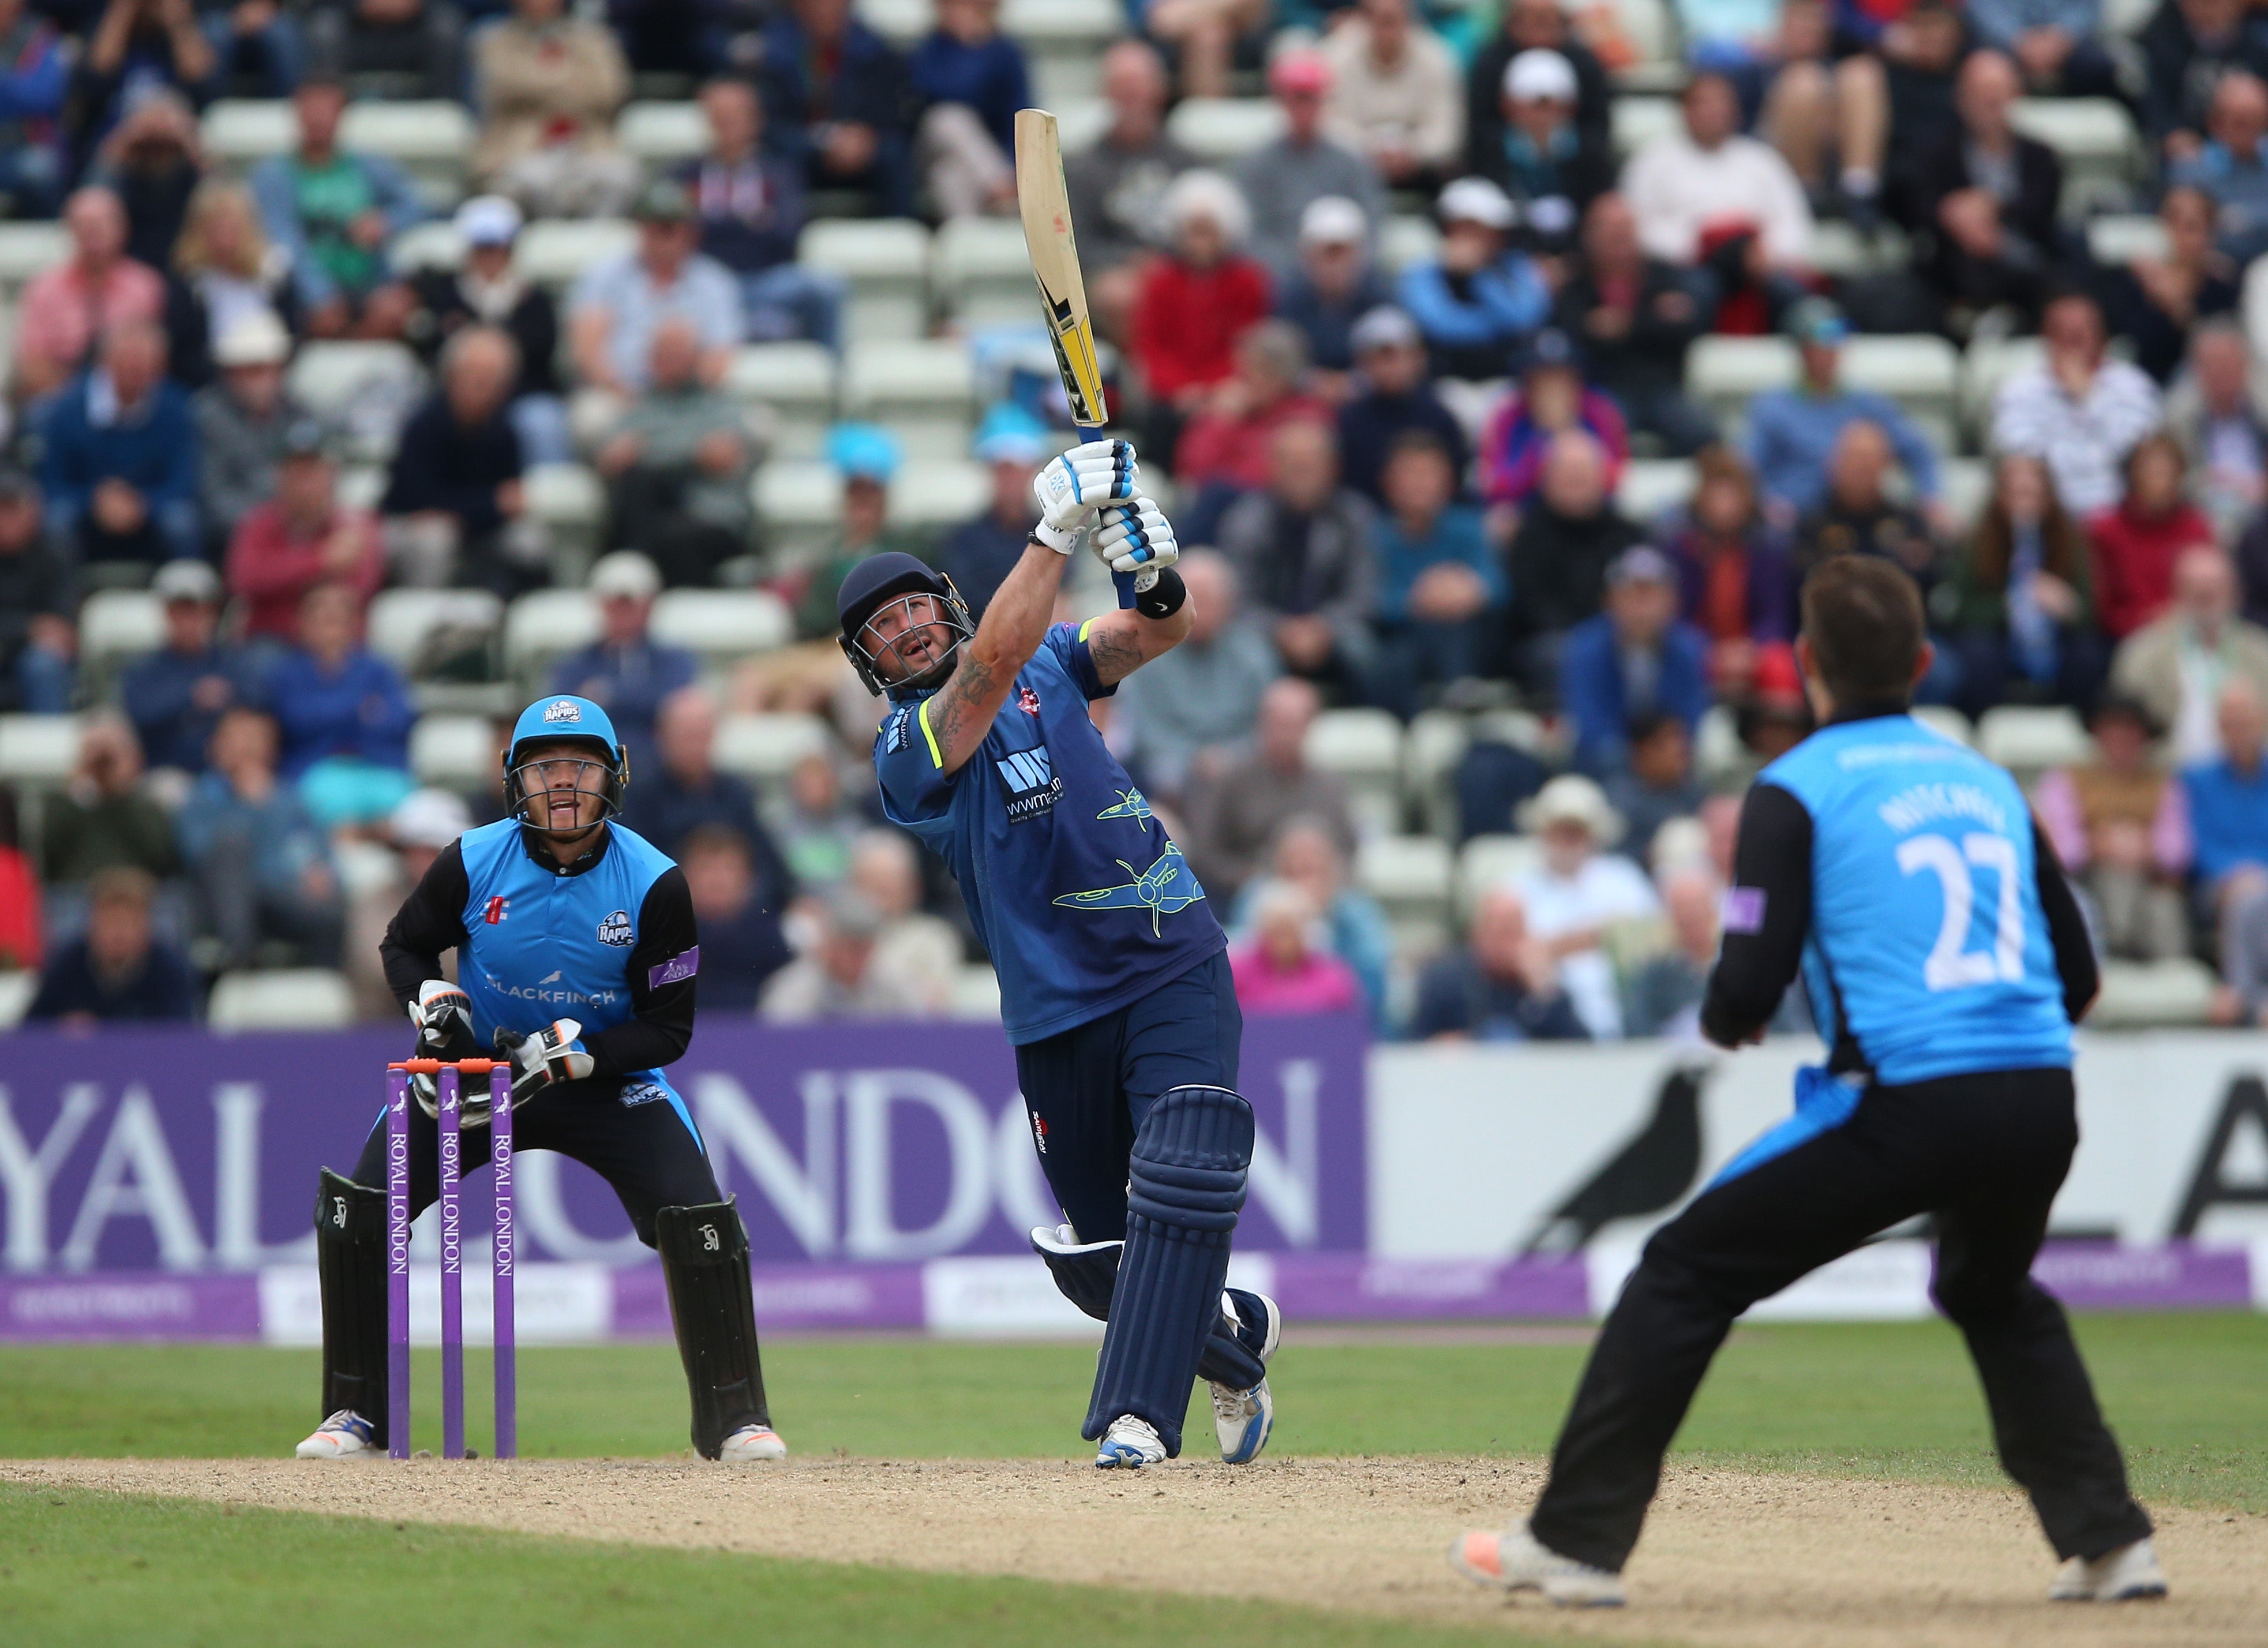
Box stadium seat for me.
[409,712,501,789]
[1977,705,2092,779]
[287,340,426,462]
[503,588,602,680]
[2089,958,2218,1028]
[0,714,81,786]
[524,463,608,575]
[77,589,166,688]
[389,218,464,275]
[842,339,977,461]
[650,589,794,660]
[516,219,638,291]
[1693,703,1747,784]
[1165,98,1285,162]
[713,712,834,786]
[1840,335,1960,440]
[1402,709,1470,840]
[1913,705,1974,746]
[752,458,989,558]
[0,222,70,293]
[1609,96,1680,158]
[617,100,711,165]
[207,968,358,1031]
[1960,336,2044,441]
[1808,219,1908,279]
[947,962,1003,1020]
[1941,456,1992,530]
[723,343,838,459]
[366,589,505,675]
[1454,833,1544,917]
[1051,98,1111,152]
[1617,458,1696,525]
[2086,214,2167,267]
[1304,707,1404,836]
[934,216,1039,327]
[198,98,293,168]
[0,969,33,1029]
[1010,0,1122,101]
[1685,336,1797,435]
[1357,834,1453,923]
[2008,98,2138,214]
[857,0,927,42]
[798,219,932,340]
[204,99,474,188]
[1380,213,1439,274]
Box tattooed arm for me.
[924,541,1068,774]
[1081,600,1194,688]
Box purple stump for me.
[439,1066,464,1461]
[490,1065,516,1460]
[386,1069,411,1460]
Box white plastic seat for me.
[515,219,638,291]
[199,98,294,167]
[1609,96,1680,158]
[1617,458,1696,525]
[0,222,70,291]
[287,341,425,461]
[859,0,927,42]
[408,713,500,789]
[1402,709,1469,839]
[1049,98,1111,153]
[1941,457,1993,531]
[1356,834,1453,917]
[713,712,834,784]
[1455,833,1544,917]
[1304,707,1403,836]
[0,714,81,786]
[1685,335,1797,436]
[1978,705,2092,777]
[2086,214,2168,267]
[503,588,602,677]
[388,218,465,275]
[1693,703,1746,783]
[797,219,932,340]
[752,459,988,557]
[722,343,838,459]
[947,962,1003,1020]
[1164,98,1285,163]
[842,339,977,461]
[2010,98,2139,215]
[617,100,712,165]
[650,589,794,660]
[366,589,504,673]
[77,590,167,682]
[934,216,1039,326]
[1913,705,1974,747]
[2089,958,2218,1027]
[1380,213,1440,275]
[1962,337,2045,440]
[1840,335,1960,426]
[207,968,357,1031]
[207,100,473,182]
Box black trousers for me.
[349,1078,722,1248]
[1530,1066,2153,1572]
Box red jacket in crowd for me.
[226,504,387,641]
[2088,499,2217,641]
[1129,254,1272,403]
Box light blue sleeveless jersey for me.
[1760,714,2072,1085]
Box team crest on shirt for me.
[1018,685,1041,716]
[996,744,1062,823]
[597,909,635,946]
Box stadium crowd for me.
[3,0,2268,1040]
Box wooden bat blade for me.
[1014,106,1109,430]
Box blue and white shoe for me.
[295,1409,377,1460]
[1095,1414,1167,1469]
[1209,1291,1281,1465]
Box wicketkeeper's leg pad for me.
[657,1198,774,1460]
[313,1168,389,1444]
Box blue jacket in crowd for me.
[175,768,336,898]
[1396,255,1551,378]
[121,644,263,773]
[1743,385,1941,517]
[907,29,1030,152]
[2184,755,2268,889]
[263,646,416,778]
[1373,504,1504,624]
[1557,613,1710,771]
[39,372,200,549]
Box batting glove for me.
[1031,439,1138,553]
[493,1018,594,1105]
[1090,497,1177,591]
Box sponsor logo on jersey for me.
[883,706,912,753]
[620,1080,670,1108]
[483,970,620,1009]
[647,947,699,989]
[542,699,583,723]
[995,745,1061,823]
[1030,1114,1048,1155]
[483,896,509,925]
[539,969,561,984]
[597,909,635,946]
[1018,684,1041,716]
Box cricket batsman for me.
[295,694,786,1464]
[841,439,1279,1469]
[1452,557,2162,1605]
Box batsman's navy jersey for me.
[874,621,1225,1045]
[1703,712,2090,1086]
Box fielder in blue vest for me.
[297,694,785,1465]
[845,437,1281,1469]
[1453,557,2164,1606]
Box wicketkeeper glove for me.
[407,978,480,1059]
[493,1018,594,1105]
[1090,496,1177,594]
[1030,439,1138,553]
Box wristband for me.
[1133,567,1187,620]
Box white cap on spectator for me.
[1162,168,1251,248]
[1438,175,1517,231]
[1349,304,1420,354]
[589,549,662,600]
[391,787,472,850]
[455,194,523,248]
[212,308,290,368]
[1520,773,1625,845]
[1504,48,1578,105]
[153,559,222,604]
[1299,195,1367,248]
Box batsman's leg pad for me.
[313,1169,389,1445]
[657,1198,774,1460]
[1084,1085,1253,1455]
[1197,1288,1268,1392]
[1032,1225,1123,1323]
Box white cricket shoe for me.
[294,1410,377,1460]
[1095,1414,1167,1469]
[1449,1526,1626,1607]
[719,1424,788,1462]
[1209,1290,1281,1465]
[2049,1537,2168,1602]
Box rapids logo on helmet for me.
[542,699,583,723]
[597,909,635,946]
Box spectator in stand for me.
[677,824,792,1014]
[568,178,743,415]
[1174,319,1330,495]
[1139,0,1264,100]
[1231,51,1386,280]
[177,704,343,968]
[122,557,258,774]
[621,686,794,892]
[250,76,421,339]
[1502,429,1644,694]
[1475,48,1613,257]
[1892,50,2064,332]
[0,791,41,972]
[1336,305,1469,508]
[1745,298,1942,527]
[1622,70,1812,322]
[1945,452,2101,719]
[1215,418,1377,698]
[548,550,701,763]
[91,88,205,274]
[676,77,841,350]
[2176,680,2268,1022]
[937,405,1046,617]
[1411,885,1587,1042]
[788,424,932,644]
[2173,323,2268,539]
[1968,0,2120,98]
[1553,192,1716,457]
[1274,196,1391,388]
[756,0,914,218]
[1794,421,1941,591]
[263,582,414,811]
[1468,0,1613,169]
[1229,882,1364,1016]
[1992,286,2162,518]
[166,181,297,389]
[25,866,197,1026]
[0,468,74,714]
[847,828,959,1013]
[1319,0,1464,193]
[1873,0,1974,161]
[41,714,179,888]
[1748,0,1890,227]
[907,0,1028,219]
[470,0,636,219]
[1559,545,1711,775]
[1229,815,1393,1029]
[2170,69,2268,260]
[2141,0,2268,161]
[594,317,755,589]
[1370,429,1501,717]
[1397,176,1550,382]
[1508,773,1659,1039]
[1115,550,1278,802]
[2090,433,2218,643]
[1129,170,1270,456]
[381,324,539,594]
[66,0,218,175]
[2033,695,2190,962]
[306,0,466,103]
[226,418,383,642]
[1621,863,1730,1040]
[1063,40,1194,334]
[40,319,200,569]
[1605,713,1707,863]
[1478,327,1629,516]
[2110,543,2268,763]
[759,886,932,1020]
[762,748,864,893]
[2106,185,2239,387]
[12,186,166,404]
[1659,445,1797,699]
[0,0,69,220]
[1182,675,1358,902]
[398,196,567,466]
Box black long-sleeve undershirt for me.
[380,828,699,1078]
